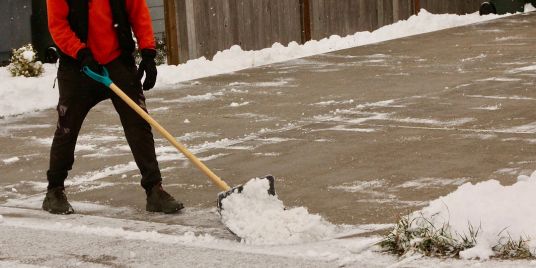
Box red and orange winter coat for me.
[47,0,156,64]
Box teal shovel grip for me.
[82,66,113,87]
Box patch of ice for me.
[221,178,338,245]
[495,36,523,42]
[151,107,170,112]
[397,177,468,189]
[253,80,291,87]
[2,157,20,164]
[472,104,501,111]
[229,102,249,107]
[229,88,249,93]
[460,54,486,62]
[495,167,519,175]
[318,125,377,133]
[507,64,536,74]
[162,92,222,103]
[328,180,385,193]
[466,94,536,100]
[498,121,536,133]
[458,133,497,140]
[312,99,355,106]
[476,77,521,82]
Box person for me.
[43,0,183,214]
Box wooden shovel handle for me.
[109,83,231,191]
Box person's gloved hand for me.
[77,48,102,74]
[137,49,157,91]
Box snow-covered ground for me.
[0,8,523,118]
[2,5,536,267]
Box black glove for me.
[137,49,157,91]
[77,48,102,74]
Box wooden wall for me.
[167,0,302,64]
[166,0,487,64]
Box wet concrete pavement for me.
[1,13,536,231]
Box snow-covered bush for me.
[7,44,44,77]
[135,36,167,66]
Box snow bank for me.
[156,10,505,87]
[220,178,338,245]
[0,64,57,117]
[0,10,514,117]
[414,171,536,260]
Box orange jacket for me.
[47,0,155,64]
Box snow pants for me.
[46,56,162,191]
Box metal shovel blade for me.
[217,175,276,211]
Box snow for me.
[411,171,536,260]
[229,101,249,107]
[220,178,339,245]
[0,64,57,117]
[21,50,35,62]
[0,10,513,118]
[2,156,20,164]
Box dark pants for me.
[47,56,162,191]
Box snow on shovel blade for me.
[217,175,275,211]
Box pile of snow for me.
[156,9,506,86]
[220,178,338,245]
[412,171,536,260]
[0,9,517,118]
[0,64,57,117]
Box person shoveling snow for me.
[45,0,276,220]
[43,0,182,214]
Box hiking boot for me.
[146,183,184,214]
[42,187,74,215]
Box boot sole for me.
[42,205,75,215]
[146,203,185,214]
[42,200,75,215]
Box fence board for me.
[165,0,489,64]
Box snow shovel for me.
[82,67,275,210]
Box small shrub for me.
[154,37,167,65]
[7,44,44,77]
[135,36,167,66]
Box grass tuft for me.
[380,214,534,259]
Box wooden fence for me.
[165,0,486,64]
